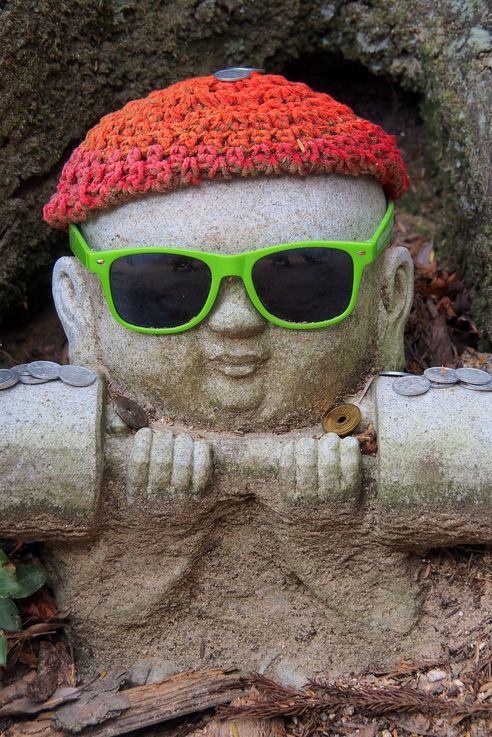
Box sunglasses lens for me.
[110,253,212,329]
[252,248,354,323]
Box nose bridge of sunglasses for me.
[214,253,249,280]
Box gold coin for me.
[322,403,362,437]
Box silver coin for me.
[393,375,431,396]
[59,365,97,387]
[378,371,413,377]
[28,360,61,381]
[11,364,31,376]
[455,367,492,385]
[430,382,453,388]
[19,374,52,385]
[423,367,458,384]
[460,382,492,392]
[0,368,19,390]
[213,67,265,81]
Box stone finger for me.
[278,440,296,499]
[295,437,318,499]
[171,433,194,494]
[339,436,362,500]
[127,427,152,505]
[317,432,340,500]
[192,440,213,494]
[147,430,174,498]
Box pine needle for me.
[218,673,492,723]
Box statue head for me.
[45,70,413,431]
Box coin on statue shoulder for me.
[59,365,97,387]
[393,375,431,396]
[0,368,19,390]
[28,361,61,381]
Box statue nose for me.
[206,277,267,338]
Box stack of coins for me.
[389,366,492,397]
[0,361,97,391]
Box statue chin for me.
[204,373,266,414]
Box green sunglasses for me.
[68,201,394,334]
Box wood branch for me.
[194,694,283,737]
[8,668,244,737]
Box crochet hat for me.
[44,71,409,229]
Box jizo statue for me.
[2,69,491,685]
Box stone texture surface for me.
[0,377,105,538]
[6,168,487,680]
[41,173,426,678]
[45,374,492,680]
[1,0,491,342]
[54,176,413,431]
[375,376,492,549]
[48,430,428,681]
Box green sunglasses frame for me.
[68,201,394,334]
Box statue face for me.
[55,175,413,431]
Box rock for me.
[146,662,180,684]
[127,660,153,687]
[426,669,448,682]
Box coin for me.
[322,403,362,437]
[20,374,53,385]
[28,360,61,381]
[59,365,97,387]
[460,382,492,392]
[430,382,453,389]
[456,367,492,385]
[213,67,264,81]
[113,395,149,430]
[378,371,413,377]
[0,368,19,390]
[11,364,31,376]
[393,375,431,396]
[423,366,458,384]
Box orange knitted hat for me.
[44,72,409,228]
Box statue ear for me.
[376,246,414,369]
[52,257,99,366]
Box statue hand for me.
[278,433,361,502]
[127,428,213,503]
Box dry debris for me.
[394,211,491,374]
[6,668,244,737]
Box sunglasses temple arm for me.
[373,202,395,257]
[68,224,93,269]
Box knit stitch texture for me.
[44,73,410,228]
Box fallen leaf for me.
[18,589,59,621]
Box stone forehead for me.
[80,175,387,253]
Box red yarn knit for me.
[44,73,409,228]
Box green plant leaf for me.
[0,635,7,667]
[0,566,22,598]
[0,550,9,565]
[0,599,21,632]
[13,564,47,599]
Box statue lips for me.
[208,352,268,379]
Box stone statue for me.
[2,70,491,685]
